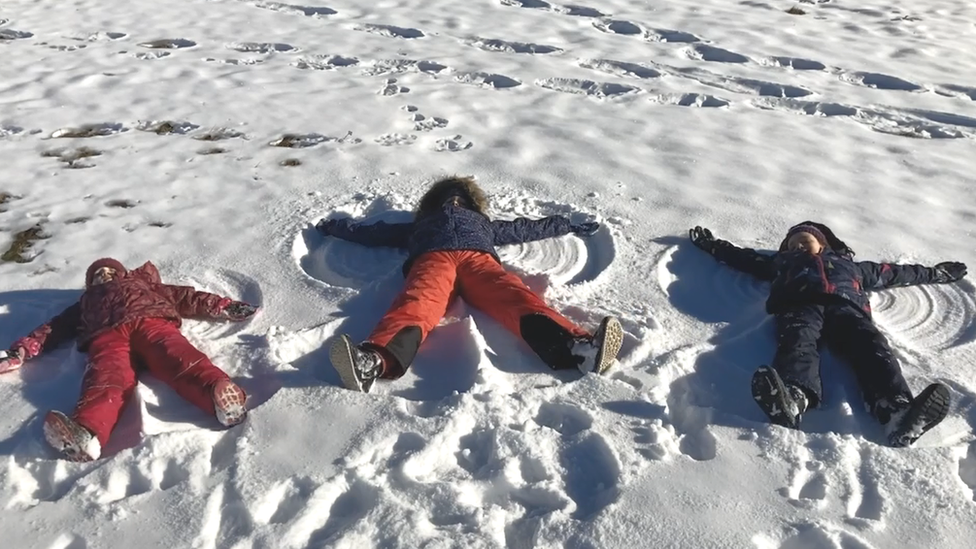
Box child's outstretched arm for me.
[689,226,776,281]
[491,216,596,246]
[158,286,258,322]
[1,303,82,373]
[317,218,412,249]
[858,260,967,289]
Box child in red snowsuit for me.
[317,176,624,393]
[0,258,258,461]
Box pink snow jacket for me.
[12,261,230,357]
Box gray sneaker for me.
[573,316,624,375]
[329,335,385,393]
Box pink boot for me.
[212,379,247,427]
[43,411,101,462]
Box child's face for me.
[91,267,117,285]
[787,232,823,255]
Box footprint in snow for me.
[138,38,196,49]
[204,57,266,65]
[226,42,299,53]
[935,84,976,101]
[499,0,551,8]
[839,71,923,92]
[463,36,563,54]
[454,72,522,89]
[410,113,448,132]
[536,77,640,97]
[50,123,125,138]
[685,43,750,63]
[434,135,473,152]
[354,24,424,39]
[593,18,643,36]
[251,1,337,17]
[293,54,359,70]
[761,56,827,71]
[0,29,33,40]
[374,133,417,146]
[361,59,448,77]
[378,78,409,96]
[136,120,200,135]
[578,58,662,79]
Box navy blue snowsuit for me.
[707,222,942,420]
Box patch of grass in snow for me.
[198,147,227,155]
[787,6,807,15]
[280,158,302,166]
[105,199,137,209]
[2,224,48,263]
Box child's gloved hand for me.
[316,219,338,236]
[933,261,967,283]
[216,301,259,321]
[689,226,717,253]
[0,348,25,374]
[571,222,600,237]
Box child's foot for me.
[886,383,950,448]
[43,411,100,462]
[573,316,624,375]
[213,379,248,427]
[330,335,384,393]
[751,366,808,429]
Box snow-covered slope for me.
[2,0,976,547]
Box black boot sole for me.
[888,383,951,447]
[751,366,801,429]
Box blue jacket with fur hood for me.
[319,177,575,275]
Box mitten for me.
[12,337,41,360]
[316,219,339,236]
[689,226,717,254]
[933,261,967,283]
[216,300,258,321]
[571,222,600,237]
[0,349,25,374]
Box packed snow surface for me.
[2,0,976,547]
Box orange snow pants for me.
[366,250,589,377]
[74,318,233,446]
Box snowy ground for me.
[2,0,976,547]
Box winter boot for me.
[43,410,100,462]
[212,379,248,427]
[751,366,808,429]
[330,334,385,393]
[574,316,624,375]
[885,383,950,448]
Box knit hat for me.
[785,225,828,248]
[85,258,127,287]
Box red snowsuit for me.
[13,259,240,447]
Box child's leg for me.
[823,305,912,422]
[366,251,460,377]
[132,318,231,415]
[455,252,590,369]
[73,324,138,448]
[771,304,826,407]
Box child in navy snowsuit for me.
[689,221,967,447]
[317,176,624,393]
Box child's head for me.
[85,258,127,287]
[785,225,827,255]
[416,176,489,219]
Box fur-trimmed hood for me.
[415,176,490,219]
[778,220,855,257]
